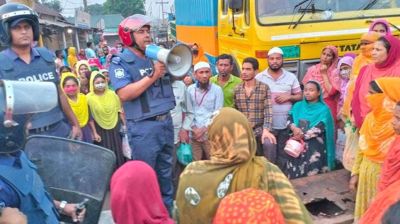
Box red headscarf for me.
[213,188,285,224]
[376,35,400,69]
[360,179,400,224]
[110,161,174,224]
[379,136,400,192]
[352,35,400,128]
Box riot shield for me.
[24,135,116,224]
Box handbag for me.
[177,143,193,165]
[284,138,305,158]
[121,133,132,159]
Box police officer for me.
[0,3,81,139]
[0,81,85,223]
[109,14,175,210]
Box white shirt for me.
[183,83,224,130]
[170,80,191,144]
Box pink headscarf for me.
[303,46,340,97]
[343,52,357,59]
[338,56,354,71]
[110,161,174,224]
[369,18,392,36]
[337,56,354,114]
[352,35,400,128]
[302,46,340,96]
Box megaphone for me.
[145,44,193,77]
[0,80,58,127]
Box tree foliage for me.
[40,0,62,13]
[103,0,144,18]
[87,4,106,16]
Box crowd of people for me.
[1,2,400,223]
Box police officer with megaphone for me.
[109,14,183,211]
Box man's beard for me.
[268,63,283,72]
[219,72,228,77]
[198,81,209,89]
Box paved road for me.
[98,211,114,224]
[98,192,114,224]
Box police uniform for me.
[109,49,175,208]
[0,113,59,224]
[0,47,70,137]
[0,3,71,222]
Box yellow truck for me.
[175,1,400,222]
[175,0,400,79]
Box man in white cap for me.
[181,61,224,161]
[255,47,303,169]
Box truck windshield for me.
[257,0,400,25]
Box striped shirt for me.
[256,69,301,130]
[234,81,272,133]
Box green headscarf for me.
[290,80,336,170]
[176,108,313,224]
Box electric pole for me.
[82,0,87,11]
[155,1,168,24]
[155,0,169,43]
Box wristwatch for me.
[59,200,67,213]
[146,71,154,78]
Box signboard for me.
[75,9,90,29]
[280,45,300,59]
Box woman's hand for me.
[291,126,304,140]
[349,175,359,191]
[92,133,101,142]
[320,64,328,73]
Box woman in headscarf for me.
[97,49,106,67]
[379,102,400,192]
[175,107,312,224]
[360,182,400,224]
[360,96,400,224]
[87,71,125,168]
[213,188,285,224]
[337,56,354,118]
[60,72,99,143]
[77,48,87,61]
[349,78,400,220]
[59,66,72,77]
[342,32,380,120]
[75,60,91,94]
[67,47,78,70]
[341,32,380,172]
[302,46,340,121]
[110,161,174,224]
[352,35,400,128]
[284,81,335,178]
[369,18,392,36]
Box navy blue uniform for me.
[109,49,175,209]
[0,47,70,137]
[0,113,59,224]
[0,151,59,224]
